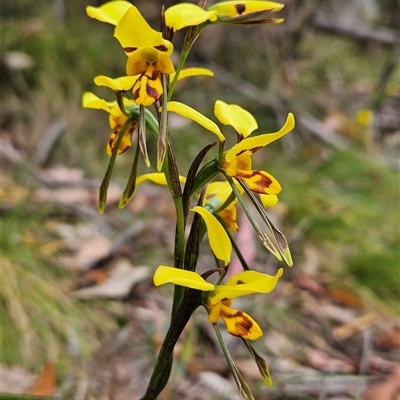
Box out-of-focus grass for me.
[1,202,118,369]
[272,147,399,309]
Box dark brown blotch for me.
[124,47,137,53]
[154,45,168,52]
[146,84,159,100]
[235,4,246,15]
[224,310,253,336]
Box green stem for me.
[167,49,189,101]
[139,289,201,400]
[213,324,241,381]
[115,91,129,117]
[161,141,186,315]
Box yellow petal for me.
[82,91,112,112]
[153,265,215,291]
[132,74,163,106]
[94,75,137,91]
[192,206,232,266]
[106,126,135,156]
[165,3,217,31]
[214,100,258,138]
[260,194,278,207]
[136,172,186,186]
[208,301,222,323]
[166,101,225,142]
[219,304,263,340]
[86,1,133,25]
[218,205,239,232]
[126,50,175,76]
[204,181,233,210]
[209,268,283,304]
[235,168,282,195]
[224,112,295,164]
[171,67,214,82]
[209,1,284,17]
[114,7,173,55]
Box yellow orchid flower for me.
[154,266,283,340]
[221,112,295,195]
[215,101,295,195]
[112,7,175,106]
[171,99,295,196]
[93,68,213,94]
[82,91,137,156]
[87,1,217,31]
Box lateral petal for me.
[171,67,214,82]
[209,268,283,304]
[86,1,133,25]
[153,265,215,290]
[94,75,137,91]
[136,172,186,186]
[82,91,113,113]
[167,101,225,142]
[225,112,295,163]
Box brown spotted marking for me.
[146,83,159,100]
[235,4,246,15]
[154,45,168,52]
[236,146,262,157]
[222,309,253,337]
[133,86,141,101]
[236,170,273,189]
[123,47,137,53]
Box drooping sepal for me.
[118,141,141,209]
[243,339,273,387]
